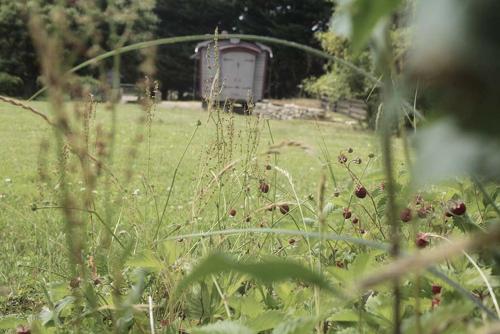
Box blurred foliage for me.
[303,31,374,102]
[409,0,500,141]
[0,0,156,97]
[0,0,38,96]
[0,72,24,96]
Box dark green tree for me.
[154,0,333,99]
[0,1,38,96]
[237,0,333,97]
[0,0,156,97]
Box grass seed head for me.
[355,185,367,198]
[416,232,430,248]
[279,204,290,214]
[400,208,413,222]
[343,208,352,219]
[450,201,466,215]
[259,181,270,193]
[432,284,442,295]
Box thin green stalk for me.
[153,123,200,241]
[34,206,126,249]
[160,227,498,318]
[473,176,500,217]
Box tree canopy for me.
[0,0,333,99]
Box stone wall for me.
[253,100,326,120]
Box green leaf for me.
[271,316,316,334]
[452,215,482,233]
[0,315,25,329]
[401,302,474,334]
[186,282,221,322]
[54,296,75,319]
[352,0,402,51]
[244,310,285,332]
[228,291,263,318]
[162,240,183,266]
[127,250,163,273]
[192,320,255,334]
[332,0,402,51]
[175,253,335,297]
[330,309,359,322]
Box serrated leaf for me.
[244,310,285,332]
[0,315,25,329]
[162,240,183,265]
[452,215,481,233]
[175,253,334,297]
[192,320,255,334]
[228,291,263,318]
[271,316,316,334]
[330,309,359,322]
[401,302,474,334]
[127,251,163,273]
[350,252,374,276]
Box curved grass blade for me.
[29,34,378,101]
[174,253,338,298]
[165,227,498,318]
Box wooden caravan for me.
[193,37,272,104]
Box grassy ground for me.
[0,100,399,327]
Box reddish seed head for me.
[360,229,366,235]
[450,201,466,216]
[416,232,430,249]
[229,208,237,217]
[417,206,429,219]
[16,325,30,334]
[352,217,359,224]
[431,297,441,308]
[380,182,385,191]
[343,208,352,219]
[265,164,272,170]
[431,284,442,295]
[336,260,345,268]
[338,154,348,164]
[70,277,81,289]
[279,204,290,214]
[400,208,413,222]
[288,238,296,245]
[415,194,423,205]
[259,182,270,193]
[355,186,367,199]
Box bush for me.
[0,72,24,96]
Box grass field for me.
[0,101,394,320]
[1,99,498,334]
